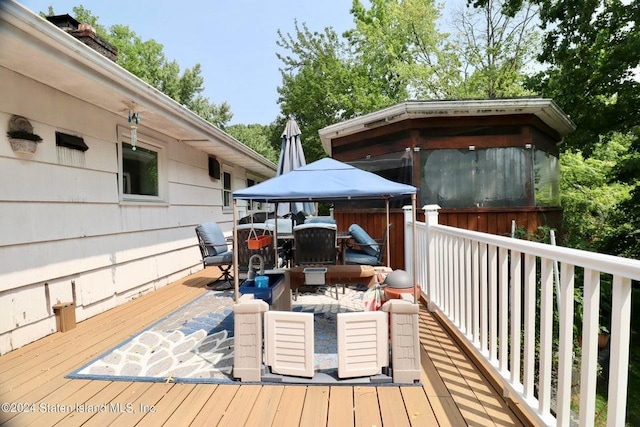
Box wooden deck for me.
[0,269,529,426]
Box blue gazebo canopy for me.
[233,158,417,202]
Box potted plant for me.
[6,115,43,153]
[7,130,43,154]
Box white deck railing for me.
[404,205,640,426]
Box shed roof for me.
[318,98,576,156]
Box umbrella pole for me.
[233,200,239,302]
[385,199,390,269]
[274,202,279,265]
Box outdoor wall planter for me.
[6,115,42,154]
[8,137,39,153]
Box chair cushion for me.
[204,250,233,266]
[343,248,379,265]
[348,224,379,257]
[293,223,337,231]
[196,222,228,256]
[304,216,337,225]
[265,218,294,234]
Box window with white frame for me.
[118,126,166,202]
[222,169,232,208]
[246,177,262,211]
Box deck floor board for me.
[0,268,527,426]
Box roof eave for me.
[0,0,276,176]
[318,99,577,156]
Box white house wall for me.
[0,66,255,354]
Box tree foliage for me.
[46,6,232,128]
[276,0,542,162]
[468,0,640,258]
[277,22,361,162]
[471,0,640,153]
[560,134,633,251]
[225,124,280,164]
[450,0,540,98]
[347,0,455,99]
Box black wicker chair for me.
[292,223,337,266]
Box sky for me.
[18,0,359,126]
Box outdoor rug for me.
[67,285,373,384]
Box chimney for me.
[46,14,118,62]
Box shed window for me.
[420,147,559,208]
[337,150,413,209]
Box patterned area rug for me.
[67,285,368,384]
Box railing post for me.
[423,205,440,312]
[382,299,421,384]
[403,205,414,276]
[233,295,269,382]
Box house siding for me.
[0,68,244,354]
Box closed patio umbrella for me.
[276,118,315,217]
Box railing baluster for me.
[557,262,575,426]
[499,247,509,374]
[450,236,455,319]
[510,250,522,387]
[523,253,536,400]
[489,244,498,364]
[607,275,632,427]
[539,258,554,417]
[472,240,480,346]
[480,242,488,355]
[465,238,472,338]
[438,233,445,312]
[579,268,600,427]
[453,236,460,326]
[442,234,448,314]
[436,233,443,308]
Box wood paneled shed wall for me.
[334,207,562,270]
[330,112,565,271]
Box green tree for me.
[346,0,443,99]
[225,124,280,164]
[46,6,232,128]
[276,0,541,162]
[450,0,540,98]
[470,0,640,153]
[276,21,386,162]
[560,134,633,251]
